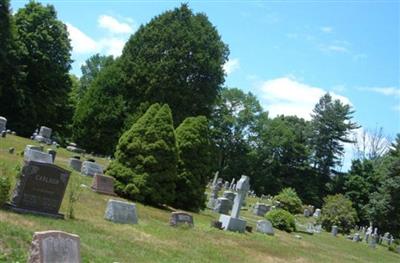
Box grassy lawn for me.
[1,135,399,262]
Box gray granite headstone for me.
[252,203,270,217]
[10,161,70,218]
[353,233,361,242]
[34,126,52,144]
[213,197,231,215]
[69,158,82,172]
[303,208,310,217]
[81,161,103,177]
[0,116,6,132]
[28,230,80,263]
[24,148,53,164]
[256,220,274,235]
[47,149,57,163]
[170,212,194,227]
[1,130,6,137]
[331,225,338,237]
[104,199,138,224]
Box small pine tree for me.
[107,103,178,206]
[174,116,211,212]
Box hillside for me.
[0,134,399,262]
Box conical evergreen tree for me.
[174,116,211,211]
[107,103,178,206]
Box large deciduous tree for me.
[14,1,72,136]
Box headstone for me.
[69,158,82,172]
[252,203,270,217]
[170,212,194,227]
[223,181,229,190]
[223,191,235,204]
[91,174,116,196]
[34,126,52,144]
[81,161,103,177]
[353,233,361,242]
[369,234,377,248]
[47,149,57,163]
[9,161,70,218]
[11,131,15,135]
[308,205,315,215]
[104,199,138,224]
[66,142,86,154]
[24,148,53,164]
[207,172,221,209]
[256,220,274,235]
[0,116,6,132]
[331,225,338,237]
[229,178,235,190]
[213,197,231,215]
[219,175,250,233]
[313,208,321,218]
[28,230,80,263]
[1,130,6,138]
[314,224,322,234]
[8,147,14,154]
[303,208,310,217]
[306,223,314,234]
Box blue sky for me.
[12,0,400,167]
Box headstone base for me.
[219,214,246,233]
[5,203,64,219]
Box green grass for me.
[1,134,399,262]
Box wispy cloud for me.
[361,87,400,97]
[323,45,349,53]
[223,58,240,75]
[320,26,333,33]
[66,23,99,54]
[257,76,351,120]
[98,15,135,34]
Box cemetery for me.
[0,1,399,262]
[0,134,399,262]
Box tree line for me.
[1,1,399,236]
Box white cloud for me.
[362,87,400,97]
[98,15,134,34]
[223,58,240,75]
[98,38,126,57]
[320,26,333,33]
[258,77,351,120]
[66,23,99,54]
[323,45,349,53]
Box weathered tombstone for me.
[11,131,16,135]
[28,230,80,263]
[207,172,221,209]
[331,225,338,237]
[91,174,116,196]
[219,175,250,233]
[47,149,57,163]
[1,130,6,138]
[9,161,70,218]
[308,205,315,215]
[369,234,377,248]
[69,158,82,172]
[353,233,361,242]
[313,208,321,218]
[81,161,103,177]
[223,181,229,190]
[0,116,6,132]
[104,199,138,224]
[223,191,235,203]
[256,220,274,235]
[252,203,270,217]
[24,148,53,164]
[213,197,231,215]
[35,126,52,144]
[303,208,309,217]
[8,147,14,154]
[314,224,322,234]
[306,223,314,234]
[170,212,194,227]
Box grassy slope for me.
[0,135,399,262]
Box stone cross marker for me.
[104,199,138,224]
[28,230,80,263]
[170,212,194,227]
[0,116,7,132]
[91,174,116,196]
[9,161,70,218]
[219,175,250,233]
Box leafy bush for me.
[273,188,303,214]
[320,194,357,234]
[0,165,11,206]
[265,209,296,233]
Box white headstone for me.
[24,148,53,164]
[0,116,7,132]
[81,161,103,177]
[256,220,274,235]
[104,199,138,224]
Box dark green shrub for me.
[321,194,357,234]
[273,188,303,214]
[265,209,296,233]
